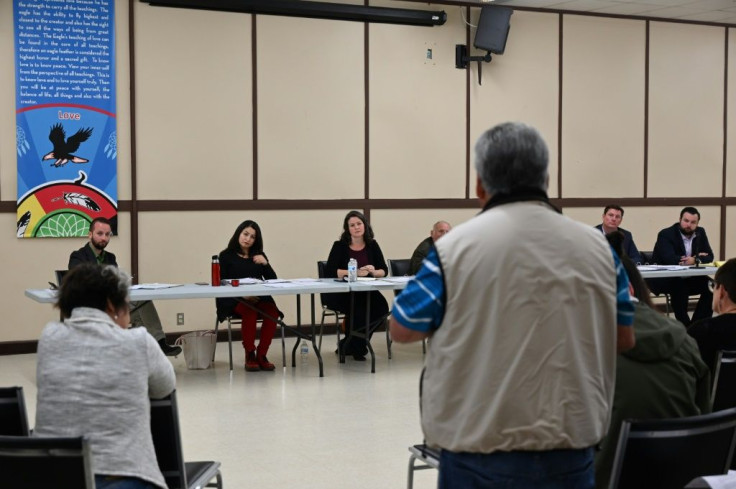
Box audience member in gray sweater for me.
[34,264,176,489]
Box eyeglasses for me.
[708,278,717,293]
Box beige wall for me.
[0,2,734,343]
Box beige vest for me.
[424,201,618,453]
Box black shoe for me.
[158,339,182,357]
[352,354,366,361]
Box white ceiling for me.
[429,0,736,25]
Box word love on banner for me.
[13,0,118,238]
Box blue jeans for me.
[439,447,595,489]
[95,475,157,489]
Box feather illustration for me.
[51,192,101,212]
[16,211,30,237]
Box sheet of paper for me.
[263,282,310,289]
[289,279,324,286]
[236,278,262,284]
[384,276,414,283]
[131,283,182,290]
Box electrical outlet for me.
[176,313,184,325]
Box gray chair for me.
[150,390,222,489]
[317,260,345,352]
[608,407,736,489]
[0,386,29,436]
[407,443,440,489]
[0,435,94,488]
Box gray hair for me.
[474,122,549,195]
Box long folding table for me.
[26,279,351,378]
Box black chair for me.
[712,350,736,413]
[150,390,222,489]
[317,260,345,352]
[0,386,30,436]
[54,269,67,288]
[0,435,94,488]
[388,258,411,279]
[608,407,736,489]
[388,258,425,355]
[407,443,440,489]
[640,250,672,316]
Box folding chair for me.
[0,435,94,488]
[608,407,736,488]
[407,443,440,489]
[0,386,30,436]
[150,390,222,489]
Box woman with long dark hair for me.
[217,220,280,372]
[324,210,389,360]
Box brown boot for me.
[257,354,275,371]
[245,351,260,372]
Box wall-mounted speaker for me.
[474,6,513,55]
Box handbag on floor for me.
[175,331,216,369]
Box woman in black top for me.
[324,210,389,360]
[689,258,736,375]
[217,220,279,372]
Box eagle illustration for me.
[42,123,93,167]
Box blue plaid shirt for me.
[392,247,634,333]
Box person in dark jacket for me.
[688,258,736,375]
[217,220,279,372]
[324,210,389,361]
[595,232,711,488]
[649,206,714,325]
[68,217,181,356]
[594,204,641,264]
[408,221,451,275]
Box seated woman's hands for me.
[252,254,268,266]
[359,265,375,277]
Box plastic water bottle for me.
[300,341,309,365]
[347,258,358,282]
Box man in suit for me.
[68,217,182,356]
[650,207,714,326]
[595,205,642,264]
[408,220,451,275]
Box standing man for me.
[68,217,182,356]
[408,221,451,275]
[650,207,714,326]
[390,122,634,489]
[595,205,642,264]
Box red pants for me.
[234,301,279,356]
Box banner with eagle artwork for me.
[13,0,117,238]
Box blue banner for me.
[14,0,117,238]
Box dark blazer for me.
[595,225,642,264]
[652,223,714,265]
[216,249,277,322]
[325,240,388,278]
[68,243,118,269]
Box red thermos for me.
[211,255,221,286]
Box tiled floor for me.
[0,336,438,489]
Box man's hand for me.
[679,256,695,266]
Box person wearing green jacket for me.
[595,232,711,489]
